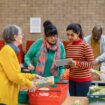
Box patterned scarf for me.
[35,38,60,76]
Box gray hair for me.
[2,24,22,43]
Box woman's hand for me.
[34,74,44,79]
[92,60,100,66]
[60,74,64,81]
[29,82,37,92]
[69,59,76,66]
[28,64,34,70]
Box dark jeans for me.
[0,104,6,105]
[69,80,91,96]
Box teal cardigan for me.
[24,38,66,82]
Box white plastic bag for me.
[100,62,105,72]
[100,72,105,81]
[100,62,105,81]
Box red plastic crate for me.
[28,83,68,105]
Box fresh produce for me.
[91,69,100,80]
[89,85,102,93]
[91,69,100,75]
[71,100,81,105]
[89,85,105,95]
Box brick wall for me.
[0,0,105,47]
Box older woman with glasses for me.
[0,25,41,105]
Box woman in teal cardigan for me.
[24,20,65,82]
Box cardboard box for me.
[62,96,88,105]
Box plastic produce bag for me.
[100,72,105,81]
[34,76,54,87]
[91,69,100,81]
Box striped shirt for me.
[66,39,94,82]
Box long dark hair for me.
[66,23,83,39]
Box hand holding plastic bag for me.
[28,63,34,70]
[29,82,37,92]
[34,74,44,79]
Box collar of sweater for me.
[72,39,83,45]
[7,43,20,53]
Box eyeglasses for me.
[18,33,24,37]
[22,34,24,37]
